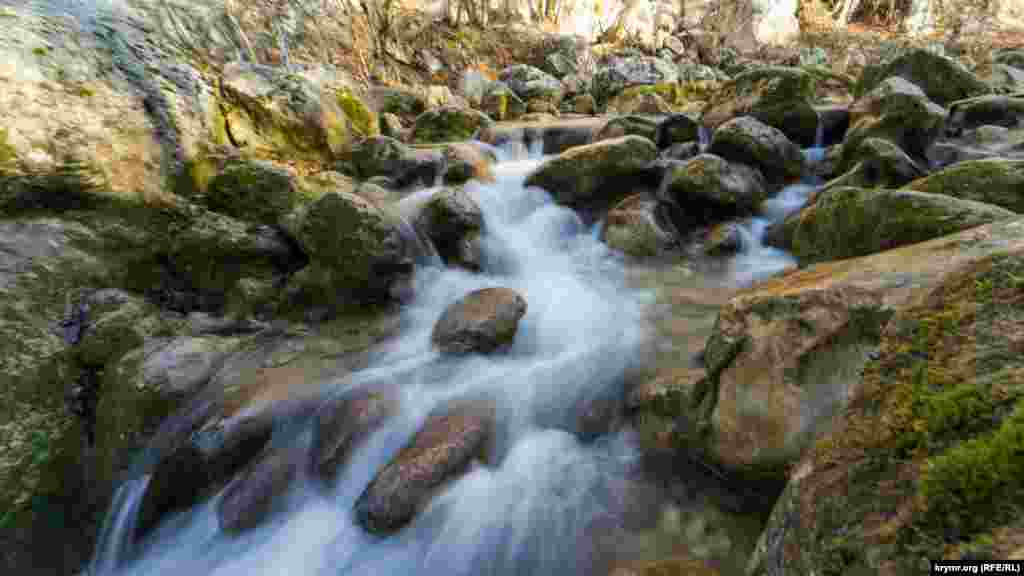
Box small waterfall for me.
[89,475,151,576]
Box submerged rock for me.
[217,448,300,534]
[310,387,398,481]
[431,287,527,355]
[355,398,495,534]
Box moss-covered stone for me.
[481,82,527,122]
[702,67,820,147]
[708,116,804,185]
[823,137,926,191]
[203,159,323,226]
[409,107,494,144]
[904,159,1024,213]
[855,48,993,106]
[748,232,1024,574]
[336,88,378,138]
[524,135,658,208]
[607,83,685,114]
[601,194,678,257]
[659,154,768,221]
[775,186,1015,265]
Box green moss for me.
[0,127,16,167]
[32,46,48,57]
[905,159,1024,213]
[336,90,378,137]
[410,108,493,144]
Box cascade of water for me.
[697,125,712,151]
[93,141,652,576]
[89,476,151,576]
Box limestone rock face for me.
[431,288,528,355]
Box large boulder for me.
[498,64,564,108]
[281,191,413,307]
[769,186,1016,265]
[823,137,926,190]
[840,77,947,171]
[348,136,443,187]
[670,218,1024,487]
[524,136,658,208]
[480,81,527,122]
[702,67,819,147]
[594,115,660,144]
[708,116,804,185]
[592,56,679,105]
[413,186,484,271]
[354,398,495,533]
[748,218,1024,573]
[904,158,1024,213]
[601,194,679,257]
[855,48,993,107]
[431,288,528,355]
[409,107,494,144]
[657,154,768,224]
[219,62,357,162]
[654,114,702,149]
[946,95,1024,136]
[202,159,321,226]
[441,142,495,185]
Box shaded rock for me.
[442,142,495,185]
[702,221,744,257]
[595,115,659,143]
[310,387,398,481]
[219,62,355,162]
[947,94,1024,136]
[841,77,948,171]
[904,158,1024,213]
[708,116,804,185]
[825,137,927,190]
[855,47,993,107]
[281,191,412,306]
[771,186,1016,265]
[989,64,1024,94]
[524,135,658,208]
[349,136,443,187]
[747,219,1024,573]
[431,288,527,355]
[203,159,319,226]
[812,105,850,147]
[702,67,819,147]
[480,81,527,122]
[410,106,494,144]
[74,290,176,368]
[371,86,428,122]
[355,398,495,533]
[217,448,300,534]
[499,64,564,107]
[414,186,484,271]
[601,194,679,257]
[658,154,768,223]
[660,142,702,162]
[655,114,702,149]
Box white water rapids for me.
[90,139,825,576]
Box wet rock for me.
[595,115,660,143]
[525,136,658,209]
[414,187,484,271]
[770,186,1016,265]
[310,387,398,481]
[702,67,819,147]
[431,288,527,355]
[702,221,744,257]
[840,77,948,172]
[708,116,804,186]
[442,142,495,185]
[655,114,702,149]
[355,398,495,534]
[946,95,1024,136]
[825,137,927,190]
[657,154,768,224]
[219,62,356,162]
[855,47,992,107]
[409,106,494,144]
[217,448,300,534]
[480,81,527,122]
[904,158,1024,213]
[747,219,1024,573]
[499,64,564,107]
[281,191,413,306]
[601,194,679,257]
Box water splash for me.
[90,476,151,575]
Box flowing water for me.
[91,137,825,576]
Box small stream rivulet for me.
[90,136,825,576]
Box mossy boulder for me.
[841,77,948,172]
[855,48,993,107]
[994,48,1024,71]
[73,290,178,368]
[747,218,1024,574]
[441,142,495,185]
[708,116,804,186]
[480,81,527,122]
[335,87,379,138]
[946,95,1024,136]
[592,56,679,106]
[498,64,564,107]
[904,159,1024,213]
[824,137,926,191]
[601,194,679,257]
[217,448,300,534]
[595,115,660,143]
[702,67,820,147]
[524,135,658,208]
[654,114,702,150]
[657,154,768,223]
[349,136,443,186]
[414,186,484,270]
[703,221,744,257]
[281,191,412,306]
[771,186,1016,265]
[203,160,322,226]
[607,84,683,114]
[219,62,355,162]
[409,107,494,144]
